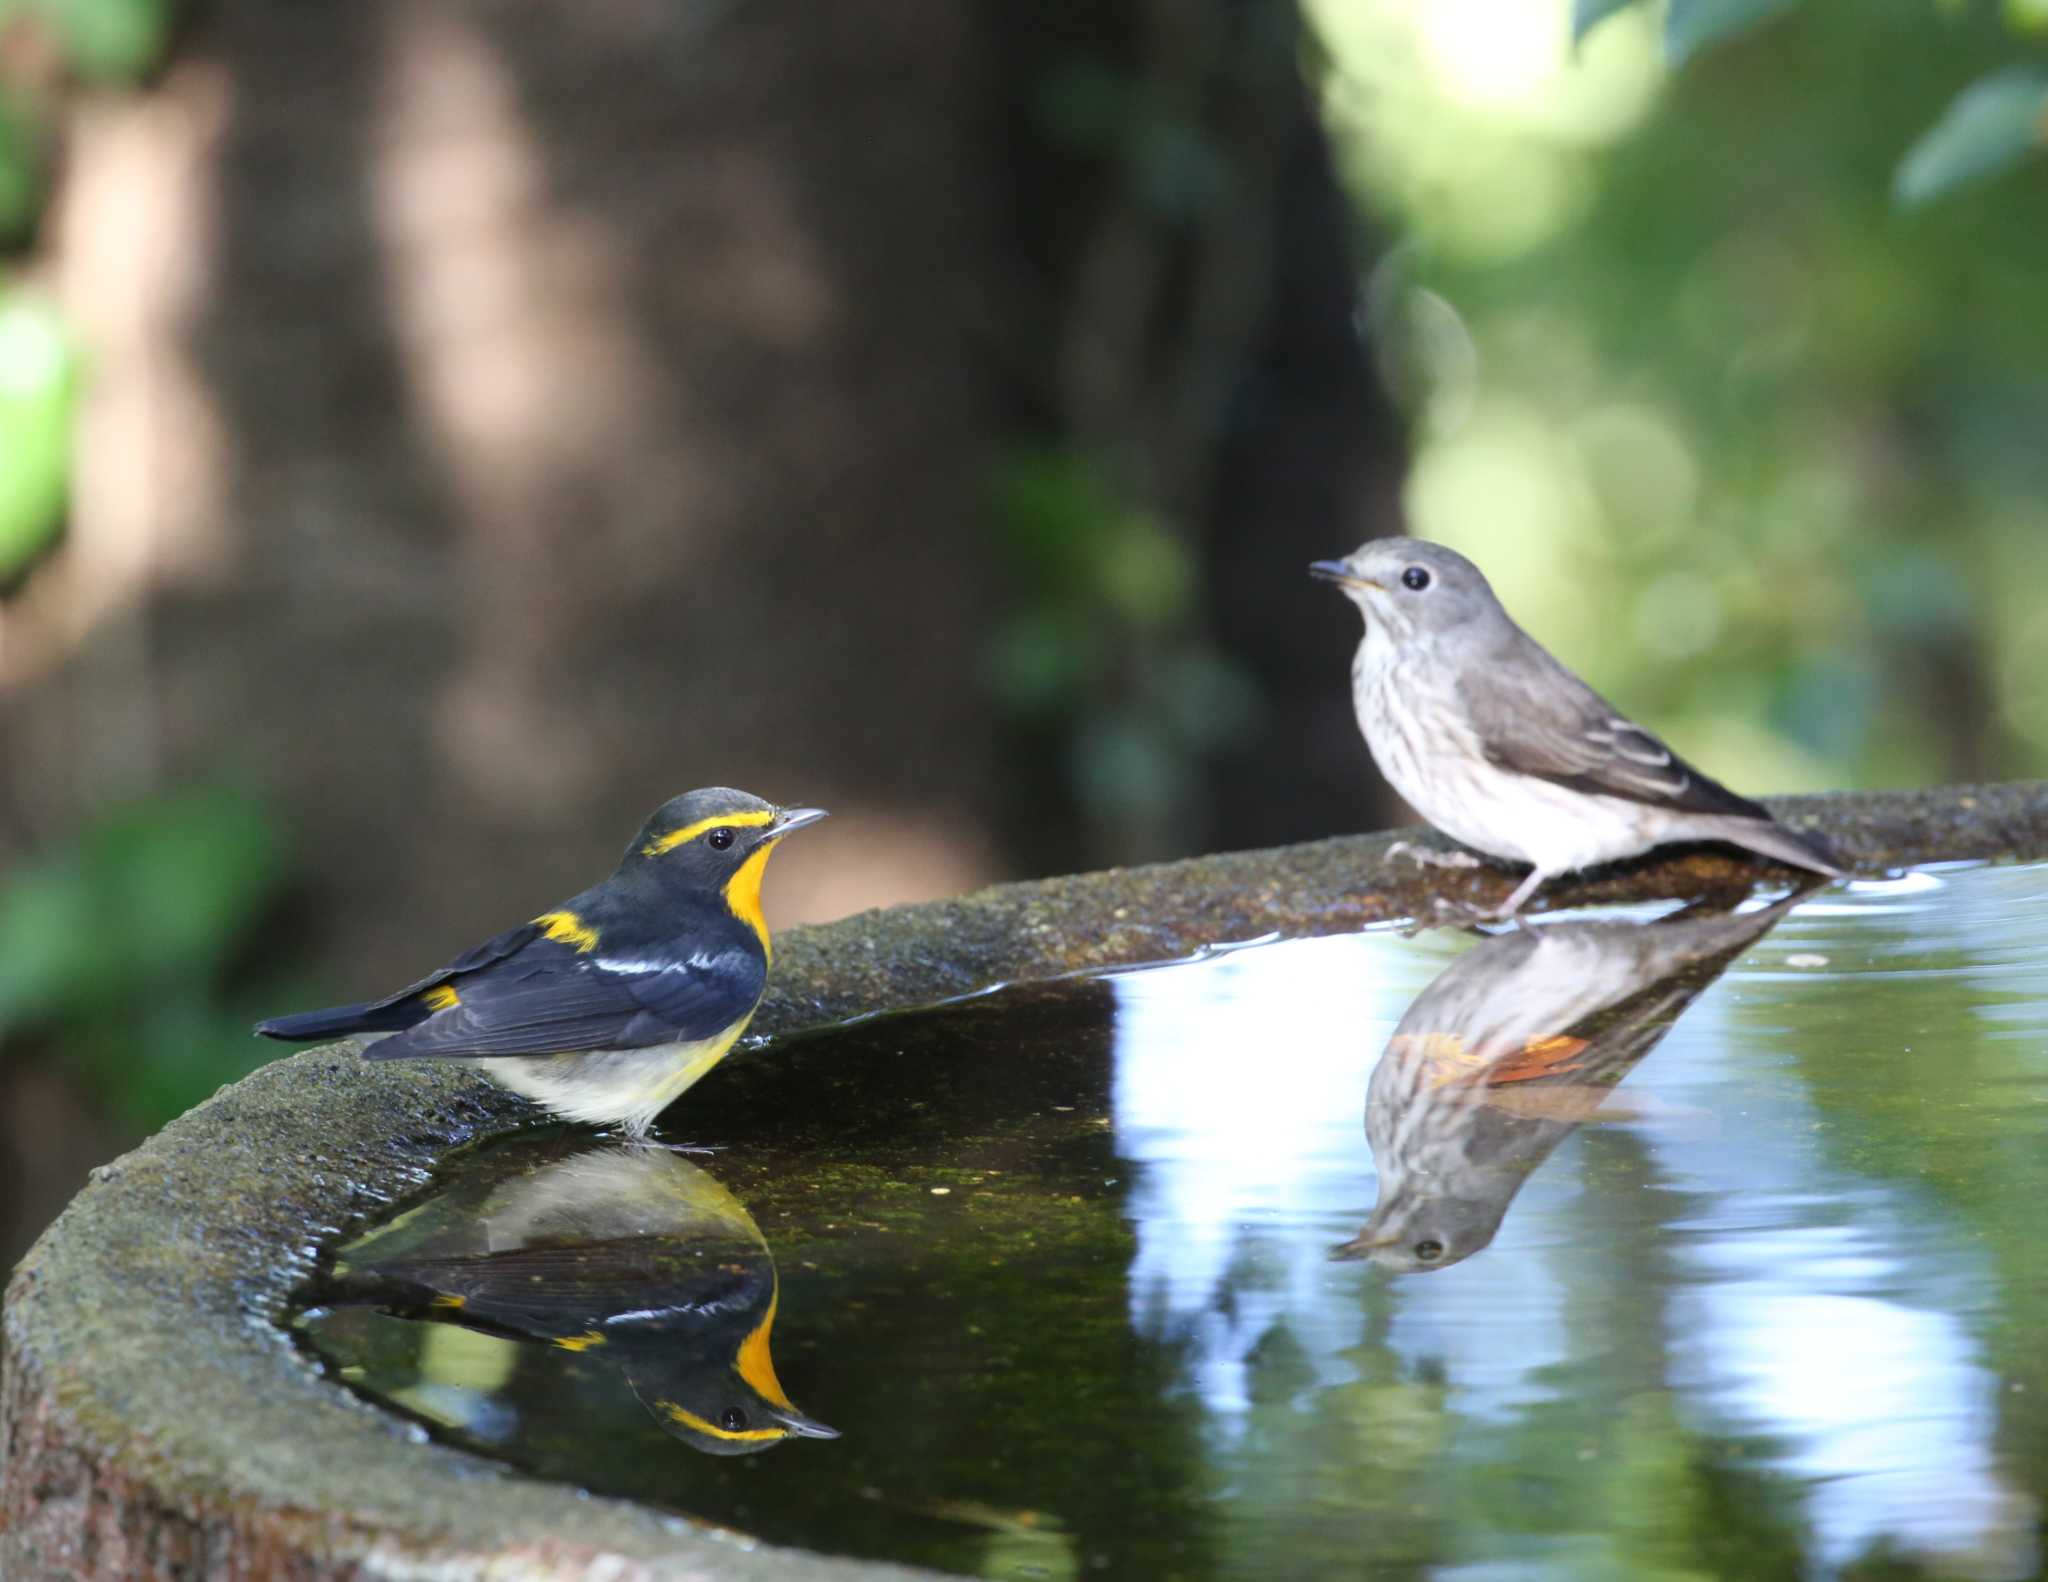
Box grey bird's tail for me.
[1691,815,1847,879]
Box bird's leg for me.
[608,1122,721,1155]
[1488,866,1551,922]
[1386,839,1485,871]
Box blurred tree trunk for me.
[1,0,1405,994]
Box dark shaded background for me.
[0,0,1399,1260]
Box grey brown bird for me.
[1311,538,1844,919]
[1336,890,1809,1274]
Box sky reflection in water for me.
[1115,865,2045,1580]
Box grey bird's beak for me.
[1310,559,1378,590]
[770,806,829,837]
[1328,1230,1402,1261]
[772,1405,840,1440]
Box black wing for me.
[332,1240,760,1341]
[256,920,544,1040]
[360,942,764,1062]
[1458,639,1770,821]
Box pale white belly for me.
[479,1021,749,1137]
[1355,645,1663,876]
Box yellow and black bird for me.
[257,787,825,1137]
[317,1141,838,1455]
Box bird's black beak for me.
[1310,559,1375,589]
[768,806,828,839]
[772,1405,840,1440]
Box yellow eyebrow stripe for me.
[656,1399,787,1443]
[642,808,775,857]
[534,910,600,953]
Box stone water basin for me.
[297,859,2048,1581]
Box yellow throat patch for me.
[722,840,780,956]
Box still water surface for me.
[299,861,2048,1580]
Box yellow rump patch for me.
[642,808,776,858]
[421,984,461,1012]
[534,910,600,953]
[735,1287,794,1410]
[554,1330,606,1352]
[657,1399,787,1444]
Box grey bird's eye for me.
[720,1407,748,1431]
[1414,1239,1445,1262]
[706,827,736,851]
[1401,565,1431,591]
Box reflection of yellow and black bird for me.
[1338,890,1814,1274]
[257,787,824,1136]
[321,1142,837,1455]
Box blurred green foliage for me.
[990,447,1258,847]
[0,789,292,1126]
[15,0,176,81]
[0,0,175,582]
[0,0,237,1139]
[0,291,76,580]
[1309,0,2048,796]
[1580,0,2048,202]
[1895,65,2048,206]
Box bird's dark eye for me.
[706,827,736,851]
[1414,1239,1445,1262]
[1401,565,1431,592]
[719,1407,748,1432]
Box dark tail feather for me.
[255,998,425,1042]
[1703,815,1848,879]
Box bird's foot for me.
[1386,839,1485,871]
[611,1130,722,1155]
[1400,896,1496,937]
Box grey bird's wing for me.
[1457,638,1772,821]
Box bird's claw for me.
[1386,839,1485,871]
[1400,895,1496,937]
[615,1133,723,1155]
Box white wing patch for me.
[592,951,723,976]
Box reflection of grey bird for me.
[1310,539,1843,919]
[321,1142,837,1455]
[1337,892,1809,1273]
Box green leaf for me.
[0,293,77,582]
[0,96,44,242]
[1893,66,2048,210]
[35,0,176,81]
[1573,0,1645,46]
[1665,0,1800,66]
[0,788,288,1030]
